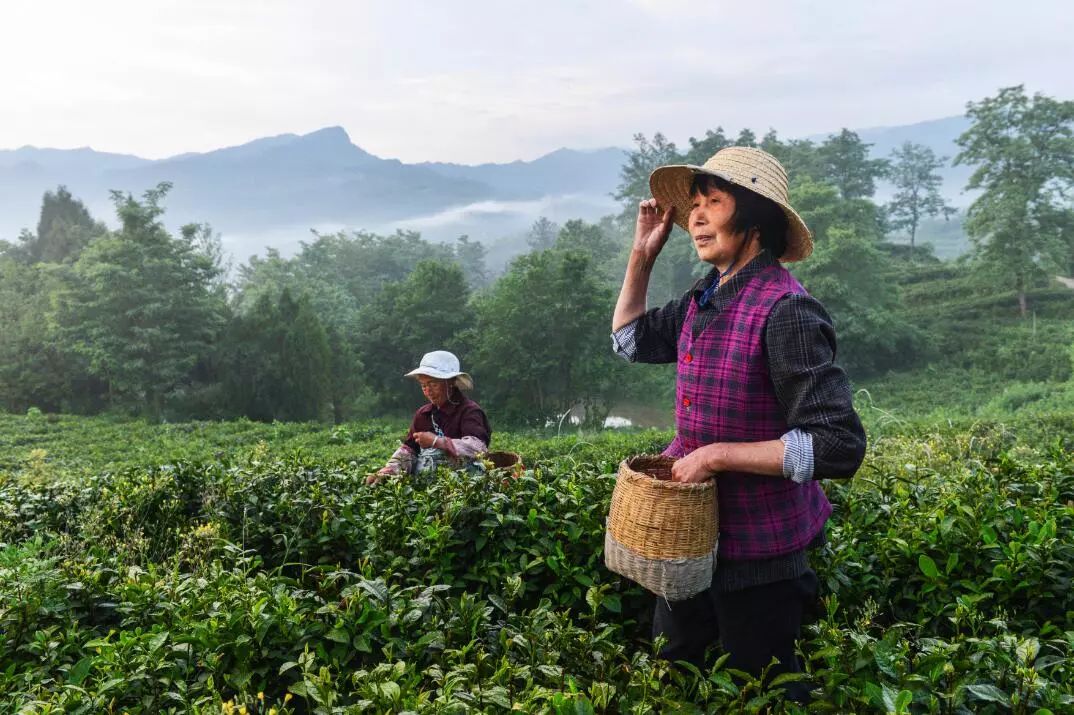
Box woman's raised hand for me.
[633,199,675,263]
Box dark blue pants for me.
[652,570,818,701]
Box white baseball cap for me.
[404,350,474,390]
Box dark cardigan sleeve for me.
[764,294,866,479]
[629,291,693,365]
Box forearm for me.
[384,444,415,474]
[612,250,656,331]
[703,440,786,477]
[436,435,487,459]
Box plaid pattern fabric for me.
[662,264,832,559]
[623,251,865,480]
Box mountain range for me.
[0,116,972,261]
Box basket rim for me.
[618,455,714,491]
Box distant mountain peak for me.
[300,125,352,143]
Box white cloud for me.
[0,0,1070,162]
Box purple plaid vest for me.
[662,264,832,559]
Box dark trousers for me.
[652,570,818,700]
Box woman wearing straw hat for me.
[366,350,492,484]
[611,147,865,698]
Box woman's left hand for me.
[671,444,721,483]
[415,431,440,449]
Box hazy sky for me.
[2,0,1070,164]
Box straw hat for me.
[649,146,813,262]
[404,350,474,390]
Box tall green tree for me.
[54,183,224,416]
[614,132,681,209]
[276,289,331,421]
[790,179,919,375]
[527,217,559,252]
[614,132,698,305]
[760,131,824,186]
[818,129,889,200]
[956,85,1074,316]
[682,127,731,165]
[357,260,473,411]
[3,186,105,264]
[465,249,625,426]
[0,258,101,412]
[554,219,619,284]
[220,292,283,421]
[886,142,956,260]
[453,234,490,289]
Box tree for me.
[792,226,920,375]
[220,292,283,421]
[3,186,105,264]
[734,128,757,147]
[956,85,1074,316]
[614,132,681,209]
[885,142,956,260]
[465,249,625,426]
[682,127,731,165]
[818,129,889,200]
[356,260,473,411]
[527,217,559,252]
[789,178,919,375]
[0,258,102,412]
[760,131,824,186]
[276,289,331,421]
[454,234,490,288]
[54,183,224,416]
[554,219,619,284]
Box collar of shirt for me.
[693,250,779,310]
[416,397,465,417]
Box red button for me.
[684,353,693,363]
[682,397,691,407]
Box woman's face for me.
[418,376,451,407]
[689,185,746,269]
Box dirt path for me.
[1056,275,1074,290]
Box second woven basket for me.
[604,454,718,601]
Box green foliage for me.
[956,85,1074,316]
[613,132,679,209]
[0,258,95,413]
[760,131,825,186]
[528,217,560,252]
[466,249,625,426]
[816,129,890,200]
[53,184,224,416]
[278,290,332,421]
[453,234,491,289]
[886,142,957,258]
[220,289,334,422]
[358,260,473,411]
[0,185,106,265]
[790,178,920,375]
[0,414,1072,712]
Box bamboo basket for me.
[481,451,524,478]
[604,455,718,600]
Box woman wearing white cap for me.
[367,350,491,484]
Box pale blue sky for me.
[1,0,1070,163]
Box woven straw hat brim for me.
[649,159,814,263]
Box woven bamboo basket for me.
[604,455,718,600]
[481,451,524,478]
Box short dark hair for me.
[690,174,788,259]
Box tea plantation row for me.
[1,413,1072,713]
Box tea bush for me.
[1,413,1072,713]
